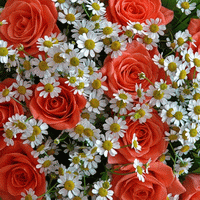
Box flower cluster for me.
[1,0,200,199]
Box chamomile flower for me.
[175,157,193,176]
[189,51,200,73]
[0,19,8,26]
[86,93,107,114]
[143,18,166,39]
[77,31,104,57]
[105,35,127,58]
[37,77,61,98]
[135,83,146,103]
[7,49,20,67]
[31,55,55,78]
[127,21,146,36]
[158,149,171,164]
[152,53,165,68]
[60,42,77,59]
[100,20,121,39]
[69,152,82,169]
[57,174,83,198]
[167,193,180,200]
[86,0,106,16]
[81,108,97,123]
[185,122,200,143]
[19,54,33,79]
[176,0,196,15]
[3,124,17,146]
[113,89,133,104]
[21,188,38,200]
[180,48,193,67]
[0,40,15,63]
[122,25,134,43]
[71,19,95,40]
[175,142,196,156]
[174,30,190,51]
[165,130,179,142]
[103,116,128,138]
[188,99,200,121]
[92,180,114,200]
[137,34,159,50]
[58,7,82,24]
[36,155,58,175]
[0,85,14,103]
[37,35,58,52]
[12,78,33,101]
[52,0,71,10]
[131,133,142,153]
[95,132,120,157]
[129,104,152,124]
[133,159,145,182]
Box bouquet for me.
[1,0,200,199]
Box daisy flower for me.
[95,132,120,157]
[113,89,133,104]
[175,157,193,176]
[86,0,106,16]
[12,77,33,101]
[58,6,82,25]
[52,0,71,10]
[137,34,159,50]
[21,188,38,200]
[131,133,142,153]
[185,122,200,143]
[86,93,107,114]
[57,173,83,198]
[103,116,128,137]
[0,40,15,63]
[122,25,134,43]
[92,180,114,200]
[37,35,58,52]
[133,159,145,182]
[0,85,14,103]
[127,21,146,36]
[165,130,179,143]
[143,18,166,39]
[19,54,33,79]
[176,0,196,15]
[188,99,200,121]
[77,31,104,57]
[175,142,196,156]
[135,83,146,103]
[0,19,8,26]
[69,152,82,169]
[129,103,152,124]
[104,35,127,58]
[152,53,165,68]
[174,30,190,52]
[37,77,61,98]
[2,124,17,146]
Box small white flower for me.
[131,133,141,153]
[177,0,196,15]
[37,77,61,98]
[137,34,159,50]
[127,21,146,36]
[0,40,15,63]
[21,188,38,200]
[188,99,200,121]
[133,159,145,182]
[86,0,106,16]
[0,85,14,103]
[113,89,133,104]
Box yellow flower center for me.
[88,66,94,75]
[159,154,166,162]
[103,38,112,46]
[137,166,143,175]
[103,181,110,189]
[78,69,84,77]
[65,14,75,22]
[81,112,90,120]
[143,36,152,44]
[72,156,80,164]
[92,2,100,10]
[179,70,187,79]
[132,140,138,148]
[133,23,143,31]
[103,140,113,151]
[74,124,84,135]
[2,88,9,97]
[103,27,113,35]
[9,54,15,61]
[0,47,8,56]
[65,49,72,54]
[92,79,101,89]
[58,0,65,3]
[69,77,77,84]
[110,123,120,132]
[44,83,54,93]
[180,145,189,152]
[23,60,31,70]
[190,128,197,137]
[166,108,173,118]
[39,61,49,71]
[181,2,190,9]
[153,90,164,99]
[174,111,183,120]
[177,37,185,46]
[6,129,13,139]
[85,39,95,50]
[33,125,41,136]
[73,197,82,200]
[16,121,27,130]
[17,86,26,95]
[78,27,89,35]
[185,53,190,62]
[116,100,127,108]
[43,40,53,48]
[168,134,178,140]
[83,128,94,137]
[91,14,100,21]
[42,160,51,168]
[70,57,80,66]
[125,30,133,37]
[150,24,159,33]
[194,58,200,67]
[25,194,33,200]
[168,62,177,72]
[64,180,75,191]
[98,187,108,197]
[59,167,64,176]
[193,93,200,101]
[159,58,164,66]
[194,105,200,115]
[53,53,64,63]
[90,98,99,108]
[37,144,45,152]
[28,134,36,142]
[111,41,121,51]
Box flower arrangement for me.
[1,0,200,199]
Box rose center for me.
[39,61,49,71]
[15,169,28,186]
[64,180,75,190]
[0,47,8,56]
[70,57,80,66]
[85,39,95,50]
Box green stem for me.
[37,183,58,199]
[82,3,91,19]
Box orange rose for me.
[106,0,174,26]
[181,174,200,199]
[0,0,60,56]
[0,78,24,150]
[108,109,168,164]
[100,40,167,100]
[0,140,46,200]
[29,78,87,130]
[111,162,185,200]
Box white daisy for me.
[0,40,15,63]
[188,99,200,121]
[185,122,200,143]
[0,85,14,103]
[131,133,142,153]
[137,34,159,50]
[86,0,106,16]
[127,21,146,36]
[21,188,38,200]
[135,83,146,103]
[176,0,196,15]
[133,159,145,182]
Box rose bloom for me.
[181,174,200,199]
[111,162,186,200]
[0,140,46,200]
[29,78,87,130]
[106,0,174,26]
[100,40,167,100]
[0,78,24,150]
[108,109,168,164]
[0,0,60,56]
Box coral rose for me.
[0,78,24,150]
[0,0,60,56]
[181,174,200,199]
[106,0,174,26]
[108,109,168,164]
[0,140,46,200]
[111,162,185,200]
[100,40,167,100]
[29,78,86,130]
